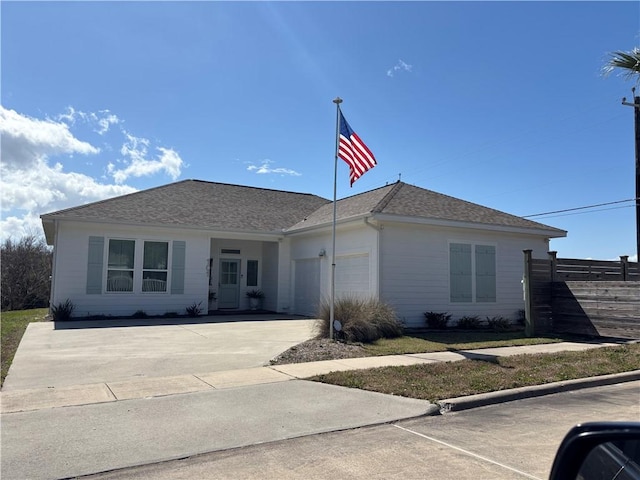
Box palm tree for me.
[605,48,640,263]
[604,48,640,81]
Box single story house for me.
[41,180,566,327]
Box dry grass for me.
[310,343,640,402]
[362,331,565,356]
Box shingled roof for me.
[287,182,565,235]
[41,179,565,242]
[41,180,330,234]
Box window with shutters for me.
[97,238,184,294]
[449,243,496,303]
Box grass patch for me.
[362,331,566,356]
[1,308,49,386]
[310,343,640,403]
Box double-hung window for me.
[449,243,496,303]
[107,239,135,292]
[142,241,168,292]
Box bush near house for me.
[316,297,403,343]
[424,311,452,329]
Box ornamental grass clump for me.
[316,297,402,343]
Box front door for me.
[218,259,240,309]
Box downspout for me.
[364,216,381,298]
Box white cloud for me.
[387,59,413,77]
[246,159,301,176]
[0,106,100,169]
[56,106,121,135]
[1,160,135,213]
[107,132,184,183]
[0,105,184,241]
[0,106,138,241]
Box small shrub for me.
[316,296,402,343]
[516,309,526,326]
[456,315,482,330]
[246,289,265,299]
[487,315,511,332]
[51,299,75,322]
[163,311,179,318]
[132,310,148,319]
[185,302,203,317]
[424,311,451,329]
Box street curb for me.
[437,370,640,413]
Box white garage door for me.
[293,258,321,316]
[335,253,370,299]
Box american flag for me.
[337,110,377,186]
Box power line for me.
[523,198,637,218]
[528,204,635,220]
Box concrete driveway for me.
[2,315,316,391]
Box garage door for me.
[335,253,370,299]
[293,258,321,316]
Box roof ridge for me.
[190,179,327,199]
[371,181,404,213]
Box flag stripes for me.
[337,110,377,186]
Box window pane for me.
[107,271,133,292]
[144,242,168,270]
[247,260,258,286]
[108,240,135,269]
[142,272,167,292]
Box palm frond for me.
[603,48,640,79]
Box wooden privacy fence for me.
[523,251,640,339]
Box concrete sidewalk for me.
[1,339,634,414]
[2,339,639,480]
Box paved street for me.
[80,381,640,480]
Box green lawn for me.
[311,342,640,403]
[1,308,48,386]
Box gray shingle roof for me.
[287,182,566,235]
[41,179,565,238]
[41,180,331,232]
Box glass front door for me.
[218,259,240,309]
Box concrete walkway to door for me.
[1,315,316,392]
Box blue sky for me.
[2,1,639,260]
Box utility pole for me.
[622,88,640,262]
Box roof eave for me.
[41,216,286,241]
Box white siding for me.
[289,224,378,313]
[379,222,550,327]
[335,253,370,299]
[293,258,321,316]
[262,242,279,312]
[51,221,209,317]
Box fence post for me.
[523,250,534,337]
[621,255,629,281]
[548,251,557,282]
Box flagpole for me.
[330,97,342,341]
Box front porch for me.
[207,237,282,313]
